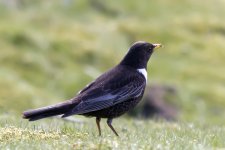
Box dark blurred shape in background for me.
[129,84,178,121]
[90,0,119,17]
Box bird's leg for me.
[96,117,101,136]
[107,118,119,136]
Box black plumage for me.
[23,41,162,136]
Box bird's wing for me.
[62,75,145,117]
[77,81,96,95]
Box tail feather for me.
[23,101,76,121]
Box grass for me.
[0,0,225,149]
[1,116,225,149]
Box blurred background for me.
[0,0,225,125]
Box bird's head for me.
[120,41,162,69]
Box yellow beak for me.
[153,44,163,49]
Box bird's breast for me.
[137,68,147,81]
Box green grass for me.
[0,116,225,149]
[0,0,225,149]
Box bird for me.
[23,41,162,136]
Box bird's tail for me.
[23,101,76,121]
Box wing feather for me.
[62,80,145,117]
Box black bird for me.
[23,41,162,136]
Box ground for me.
[1,116,225,149]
